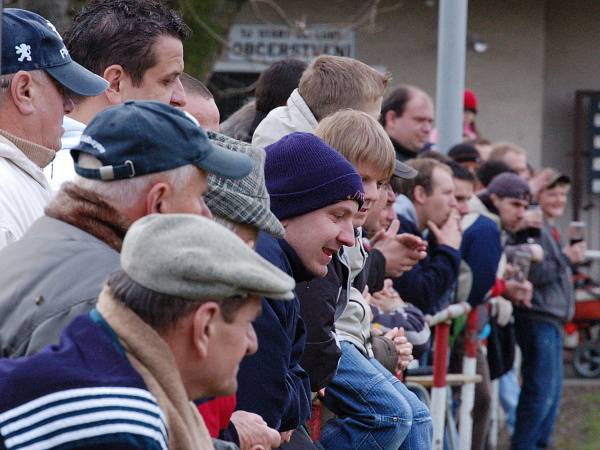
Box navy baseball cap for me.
[2,9,108,96]
[71,101,253,181]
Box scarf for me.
[45,182,131,251]
[96,289,214,450]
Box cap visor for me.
[198,142,254,180]
[46,61,109,97]
[394,160,418,179]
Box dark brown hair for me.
[106,270,248,331]
[65,0,190,87]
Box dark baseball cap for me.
[448,143,481,163]
[487,172,531,201]
[71,101,253,181]
[2,9,108,96]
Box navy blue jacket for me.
[236,232,312,431]
[0,312,167,450]
[393,215,461,314]
[461,214,503,307]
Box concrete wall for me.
[543,0,600,251]
[227,0,546,164]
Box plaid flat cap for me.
[205,132,285,238]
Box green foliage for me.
[173,0,246,81]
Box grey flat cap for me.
[121,214,295,300]
[205,132,285,238]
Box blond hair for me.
[299,55,390,120]
[316,109,395,181]
[489,141,526,161]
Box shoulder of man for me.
[0,315,168,450]
[0,217,120,358]
[252,90,317,148]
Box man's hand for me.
[529,168,555,200]
[428,209,462,249]
[371,279,405,313]
[503,279,533,308]
[384,327,413,372]
[279,430,294,446]
[564,241,586,264]
[230,410,281,450]
[518,208,543,232]
[372,219,427,277]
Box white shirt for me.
[43,116,85,192]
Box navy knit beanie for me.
[264,132,365,220]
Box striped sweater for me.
[0,312,168,450]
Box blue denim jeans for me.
[499,367,520,434]
[511,316,563,450]
[320,341,432,450]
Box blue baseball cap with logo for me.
[1,9,108,96]
[71,101,254,181]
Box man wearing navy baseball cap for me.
[0,100,253,359]
[0,8,108,249]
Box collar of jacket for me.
[0,128,54,168]
[288,89,319,127]
[277,237,314,283]
[390,137,417,162]
[45,182,132,251]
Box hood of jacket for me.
[252,89,318,148]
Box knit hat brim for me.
[270,172,364,220]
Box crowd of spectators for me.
[0,2,585,450]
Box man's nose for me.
[63,96,75,115]
[170,78,186,107]
[338,219,356,247]
[247,326,258,355]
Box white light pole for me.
[435,0,468,154]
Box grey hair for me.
[1,71,57,105]
[74,154,200,207]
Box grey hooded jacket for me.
[0,216,119,357]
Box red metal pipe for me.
[433,322,450,388]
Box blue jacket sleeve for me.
[461,216,503,307]
[392,219,461,314]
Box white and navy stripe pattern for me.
[0,387,168,450]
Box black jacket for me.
[295,243,384,391]
[391,137,418,162]
[296,252,350,391]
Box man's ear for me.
[280,219,289,229]
[490,193,500,207]
[102,65,128,105]
[384,110,397,127]
[191,302,220,361]
[413,185,427,205]
[145,182,171,214]
[9,71,36,115]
